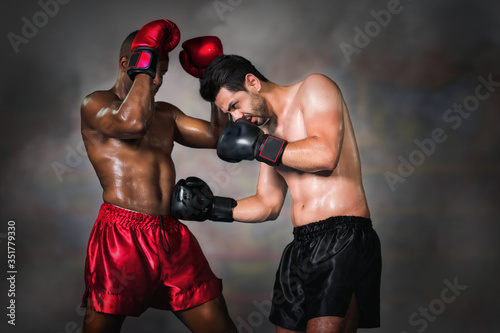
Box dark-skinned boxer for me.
[171,55,382,333]
[80,19,236,333]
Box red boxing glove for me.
[179,36,223,78]
[127,19,181,80]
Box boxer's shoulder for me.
[154,100,178,111]
[83,89,118,102]
[154,100,182,119]
[81,89,119,114]
[295,74,342,111]
[300,74,339,93]
[303,73,334,83]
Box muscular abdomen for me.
[88,139,176,216]
[278,106,370,226]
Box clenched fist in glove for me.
[179,36,223,78]
[127,19,181,80]
[217,119,288,167]
[170,177,237,222]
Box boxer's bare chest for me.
[267,102,309,183]
[121,111,175,156]
[144,115,175,154]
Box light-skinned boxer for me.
[80,19,236,333]
[171,55,382,333]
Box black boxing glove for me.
[217,118,288,166]
[170,177,236,222]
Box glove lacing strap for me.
[257,135,287,166]
[159,216,171,254]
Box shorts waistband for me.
[98,203,177,229]
[293,216,372,241]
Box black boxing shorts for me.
[269,216,381,330]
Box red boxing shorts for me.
[81,203,222,316]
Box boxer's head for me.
[119,30,139,60]
[200,55,270,125]
[200,55,268,102]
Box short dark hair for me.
[200,54,269,102]
[119,30,139,58]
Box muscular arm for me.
[280,74,344,173]
[173,102,229,148]
[233,163,288,222]
[81,74,155,139]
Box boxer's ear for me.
[119,56,129,72]
[245,73,261,92]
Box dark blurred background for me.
[1,0,499,332]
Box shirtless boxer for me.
[79,20,236,333]
[170,55,382,333]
